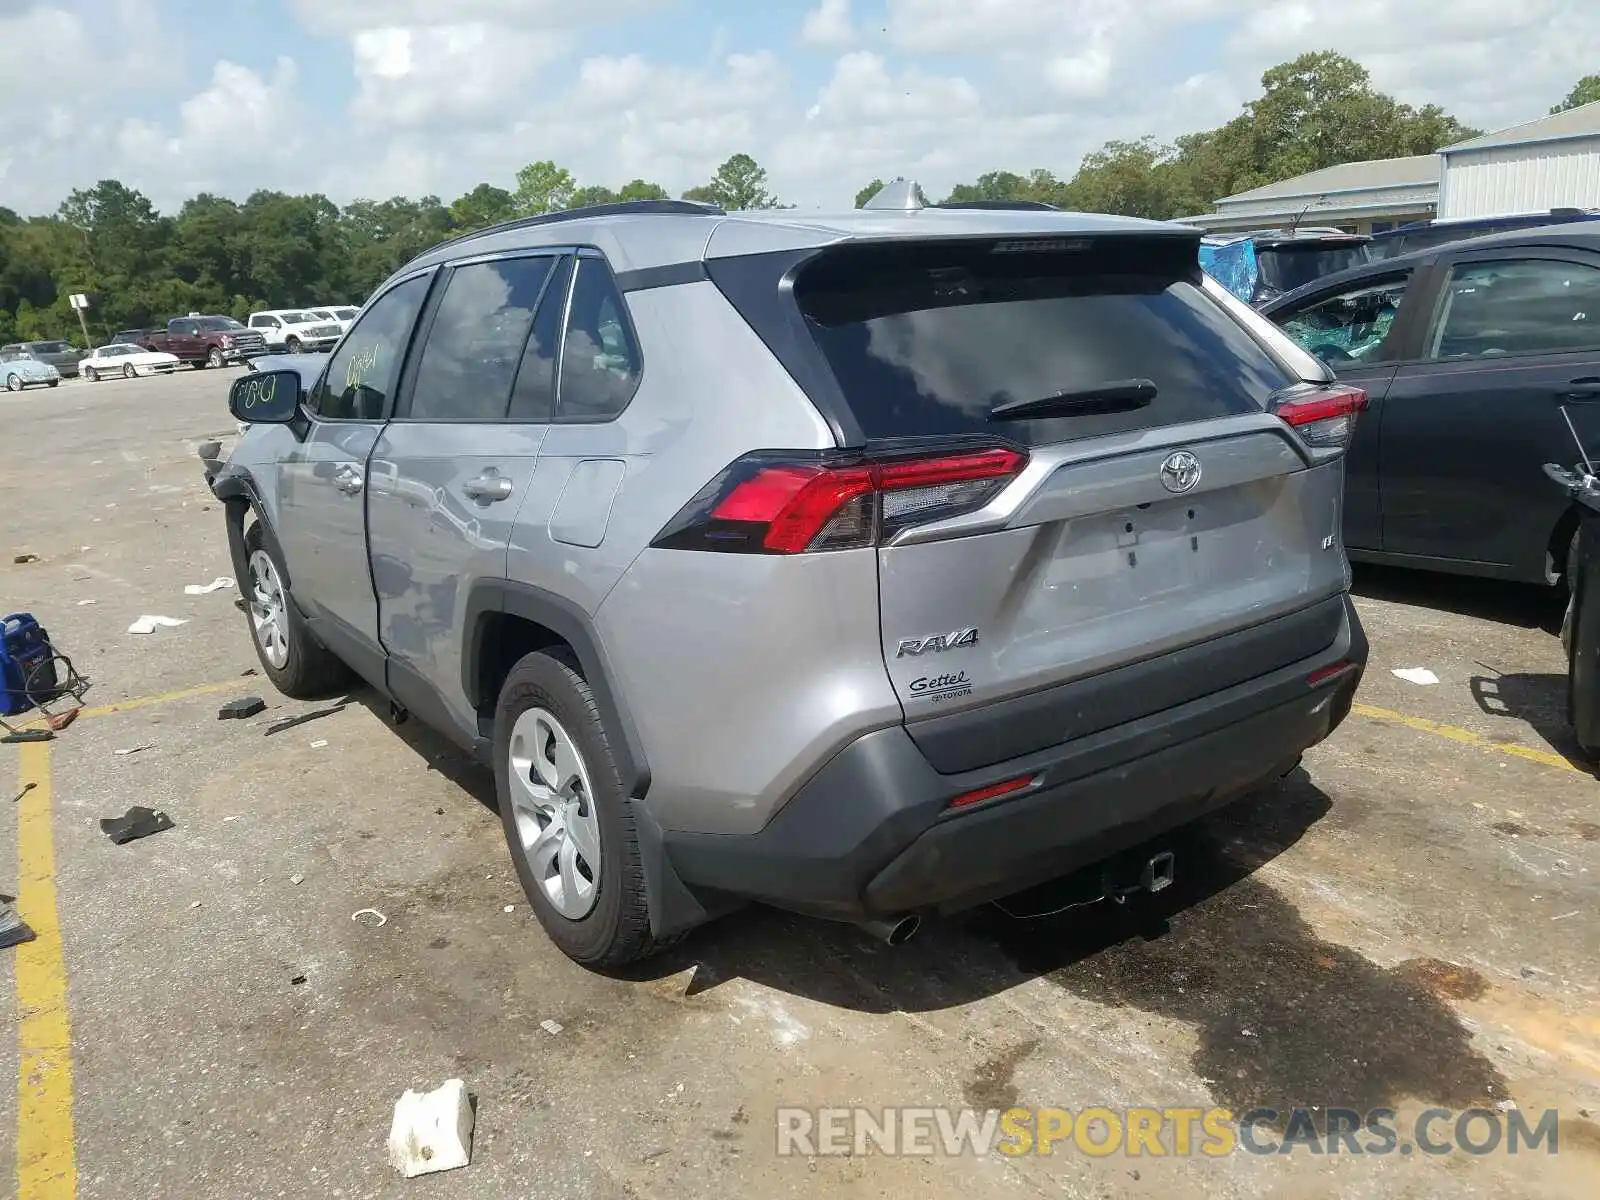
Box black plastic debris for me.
[264,702,347,736]
[100,805,175,845]
[218,696,266,720]
[1,729,53,744]
[0,902,34,950]
[290,973,307,986]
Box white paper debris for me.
[539,1019,563,1035]
[77,599,96,606]
[309,739,328,749]
[290,873,305,886]
[184,576,235,595]
[1391,667,1439,686]
[189,900,202,909]
[503,905,515,914]
[351,908,388,928]
[387,1079,474,1178]
[127,615,188,635]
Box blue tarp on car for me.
[1198,237,1258,303]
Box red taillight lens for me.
[656,446,1028,554]
[1272,383,1369,449]
[947,774,1037,810]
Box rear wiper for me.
[988,378,1157,421]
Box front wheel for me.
[242,521,351,698]
[47,380,59,387]
[207,348,224,369]
[286,336,302,353]
[122,364,136,379]
[495,649,664,966]
[5,374,20,392]
[84,367,97,383]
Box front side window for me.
[196,317,245,332]
[555,256,642,421]
[1276,276,1410,366]
[308,273,431,421]
[409,256,556,421]
[1427,258,1600,360]
[172,321,197,336]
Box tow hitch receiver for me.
[1107,851,1176,904]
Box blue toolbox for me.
[1,612,89,735]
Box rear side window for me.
[409,255,556,421]
[794,240,1294,446]
[1255,244,1370,294]
[556,256,642,422]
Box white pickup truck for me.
[246,309,343,353]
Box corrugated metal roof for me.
[1443,100,1600,153]
[1216,155,1439,205]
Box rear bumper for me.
[663,594,1365,922]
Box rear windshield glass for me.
[28,341,67,353]
[1256,244,1370,293]
[794,239,1293,445]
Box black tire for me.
[5,374,20,392]
[48,379,59,387]
[207,347,224,369]
[84,367,97,383]
[286,336,302,353]
[494,648,663,966]
[241,520,351,699]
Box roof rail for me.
[934,200,1060,211]
[413,198,725,261]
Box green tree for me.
[1552,74,1600,113]
[514,160,576,215]
[682,154,781,210]
[569,185,620,208]
[854,178,886,208]
[616,179,669,202]
[449,183,517,231]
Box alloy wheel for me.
[506,707,602,919]
[247,548,290,670]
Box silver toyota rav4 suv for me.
[208,189,1368,966]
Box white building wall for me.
[1441,137,1600,219]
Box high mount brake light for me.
[1271,383,1369,449]
[653,447,1029,554]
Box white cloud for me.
[349,23,567,129]
[801,0,856,49]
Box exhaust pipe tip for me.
[856,914,921,946]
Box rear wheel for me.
[495,648,664,966]
[242,521,351,698]
[207,348,224,369]
[47,380,59,387]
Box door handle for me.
[463,471,514,504]
[332,465,365,495]
[1560,376,1600,403]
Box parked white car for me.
[246,309,343,353]
[79,343,180,382]
[306,305,359,333]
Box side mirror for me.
[229,369,302,423]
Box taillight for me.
[652,446,1028,554]
[1271,383,1369,449]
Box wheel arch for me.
[462,580,651,800]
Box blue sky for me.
[1,0,1595,216]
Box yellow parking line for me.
[77,677,245,720]
[13,742,76,1199]
[1352,702,1583,775]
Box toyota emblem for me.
[1159,451,1202,494]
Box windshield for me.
[196,317,246,331]
[1256,244,1371,294]
[279,311,317,323]
[27,341,68,353]
[333,308,357,320]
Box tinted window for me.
[555,257,642,421]
[171,321,196,335]
[1427,258,1600,360]
[1255,244,1370,294]
[795,240,1293,445]
[1277,276,1409,366]
[196,317,245,332]
[28,341,67,354]
[409,256,556,421]
[309,273,431,420]
[508,257,572,422]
